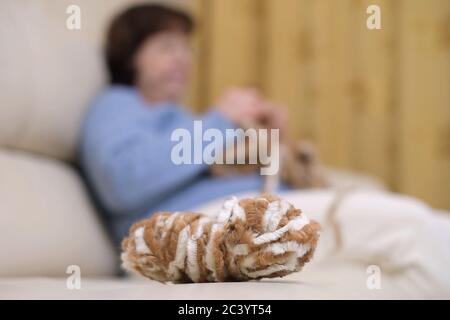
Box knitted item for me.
[121,194,320,283]
[280,140,328,189]
[210,133,328,193]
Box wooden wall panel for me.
[186,0,206,111]
[204,0,261,106]
[309,0,355,168]
[351,0,396,185]
[261,0,311,139]
[397,0,450,209]
[189,0,450,210]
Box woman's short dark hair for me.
[105,4,194,85]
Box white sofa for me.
[4,0,448,300]
[0,0,126,278]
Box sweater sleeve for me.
[80,89,235,215]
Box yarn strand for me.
[121,194,320,283]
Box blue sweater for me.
[79,86,280,243]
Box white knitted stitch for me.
[134,227,151,254]
[253,214,310,245]
[205,223,220,280]
[262,200,291,232]
[265,241,311,261]
[186,217,210,282]
[161,212,181,239]
[217,196,238,222]
[232,244,249,256]
[231,202,246,222]
[167,225,191,280]
[265,241,302,255]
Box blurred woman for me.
[79,4,286,243]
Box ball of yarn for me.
[121,194,320,283]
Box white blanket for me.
[195,189,450,298]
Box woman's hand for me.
[216,87,267,126]
[261,101,288,130]
[216,87,289,135]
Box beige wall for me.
[187,0,450,210]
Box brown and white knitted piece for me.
[121,194,320,283]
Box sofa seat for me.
[0,148,117,277]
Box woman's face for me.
[134,30,192,103]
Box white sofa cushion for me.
[0,0,191,161]
[0,149,117,277]
[0,0,105,160]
